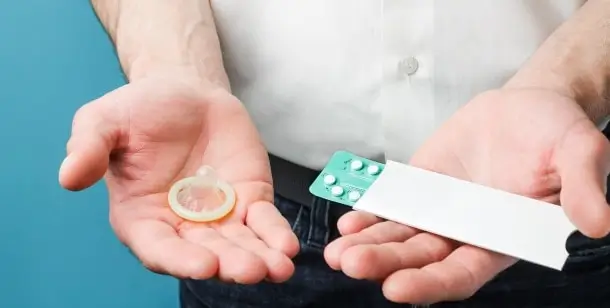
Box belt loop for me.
[322,199,331,245]
[306,197,332,248]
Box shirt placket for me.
[380,0,436,163]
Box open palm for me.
[325,89,610,304]
[59,77,299,283]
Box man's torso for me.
[211,0,584,169]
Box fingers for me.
[381,245,516,304]
[180,225,268,284]
[177,189,297,283]
[124,219,219,280]
[123,201,296,284]
[59,97,122,191]
[324,221,418,270]
[337,211,383,235]
[245,201,300,258]
[218,223,295,282]
[340,233,455,281]
[557,125,610,238]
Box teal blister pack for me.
[309,151,385,206]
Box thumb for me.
[557,123,610,239]
[59,94,123,191]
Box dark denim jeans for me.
[180,194,610,308]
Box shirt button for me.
[398,57,419,76]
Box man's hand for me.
[325,88,610,304]
[59,76,299,283]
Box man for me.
[59,0,610,306]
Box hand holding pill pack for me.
[310,151,578,271]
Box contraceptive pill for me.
[324,174,337,185]
[309,151,384,206]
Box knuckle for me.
[67,104,98,152]
[444,277,478,301]
[563,120,609,160]
[433,263,479,301]
[72,103,95,126]
[422,239,452,262]
[66,104,91,148]
[582,133,608,158]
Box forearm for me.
[91,0,230,91]
[505,0,610,123]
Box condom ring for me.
[168,166,236,222]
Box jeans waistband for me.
[269,154,320,207]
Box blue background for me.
[0,1,177,307]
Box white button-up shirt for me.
[211,0,585,170]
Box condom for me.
[168,166,236,222]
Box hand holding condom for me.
[168,165,237,222]
[59,77,299,283]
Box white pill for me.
[323,174,336,185]
[330,186,344,197]
[348,190,361,201]
[367,165,380,175]
[350,160,364,171]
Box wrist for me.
[121,53,231,95]
[504,34,610,123]
[109,0,230,92]
[505,65,609,124]
[504,0,610,124]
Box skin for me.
[326,0,610,304]
[324,88,610,304]
[60,0,300,284]
[62,0,610,305]
[59,77,299,283]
